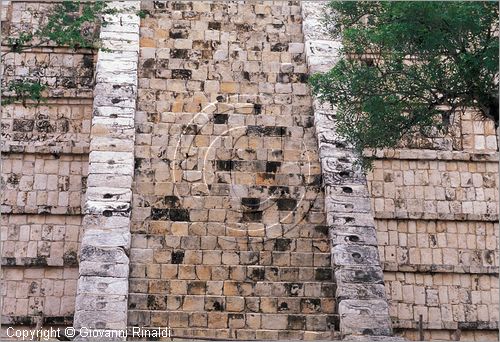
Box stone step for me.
[129,279,336,297]
[130,250,331,270]
[130,310,339,331]
[131,263,333,283]
[132,233,329,246]
[128,294,336,314]
[131,222,329,238]
[132,233,331,246]
[124,325,340,340]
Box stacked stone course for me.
[367,108,499,339]
[1,0,93,332]
[72,1,140,337]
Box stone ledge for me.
[382,262,499,275]
[374,211,499,222]
[1,315,73,326]
[392,319,498,331]
[1,145,90,155]
[1,257,78,267]
[365,148,499,162]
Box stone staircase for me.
[128,100,340,340]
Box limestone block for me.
[88,162,133,175]
[94,94,137,109]
[84,201,131,216]
[96,71,138,85]
[329,225,378,246]
[89,151,134,165]
[79,261,129,278]
[332,245,381,267]
[77,276,128,296]
[100,31,139,42]
[75,294,127,312]
[338,299,389,317]
[328,211,375,227]
[92,116,135,129]
[79,245,129,264]
[325,194,372,215]
[340,314,393,337]
[90,137,135,152]
[74,310,128,330]
[336,284,387,301]
[97,59,138,73]
[101,39,139,52]
[335,266,385,285]
[86,174,133,189]
[86,187,132,202]
[82,229,131,250]
[305,40,342,58]
[325,184,371,198]
[83,214,131,230]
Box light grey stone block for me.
[329,225,378,246]
[332,244,381,266]
[79,245,129,264]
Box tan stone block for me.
[171,222,188,236]
[183,296,205,311]
[220,82,239,93]
[190,312,208,327]
[261,314,287,330]
[260,298,277,313]
[208,312,228,328]
[169,280,187,295]
[203,251,222,265]
[209,209,226,222]
[228,313,245,328]
[226,296,245,312]
[195,266,212,280]
[206,281,224,295]
[178,265,196,280]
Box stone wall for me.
[367,115,499,340]
[1,0,92,332]
[1,1,498,341]
[129,1,337,340]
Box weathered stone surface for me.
[336,284,387,301]
[75,295,128,312]
[81,230,131,250]
[79,261,129,278]
[332,245,381,266]
[329,226,378,246]
[74,310,128,330]
[340,314,393,337]
[301,1,395,339]
[79,245,129,264]
[77,276,128,296]
[73,2,140,338]
[335,267,385,285]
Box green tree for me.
[309,1,499,167]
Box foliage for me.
[309,1,499,167]
[2,80,47,106]
[1,1,116,106]
[34,1,115,50]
